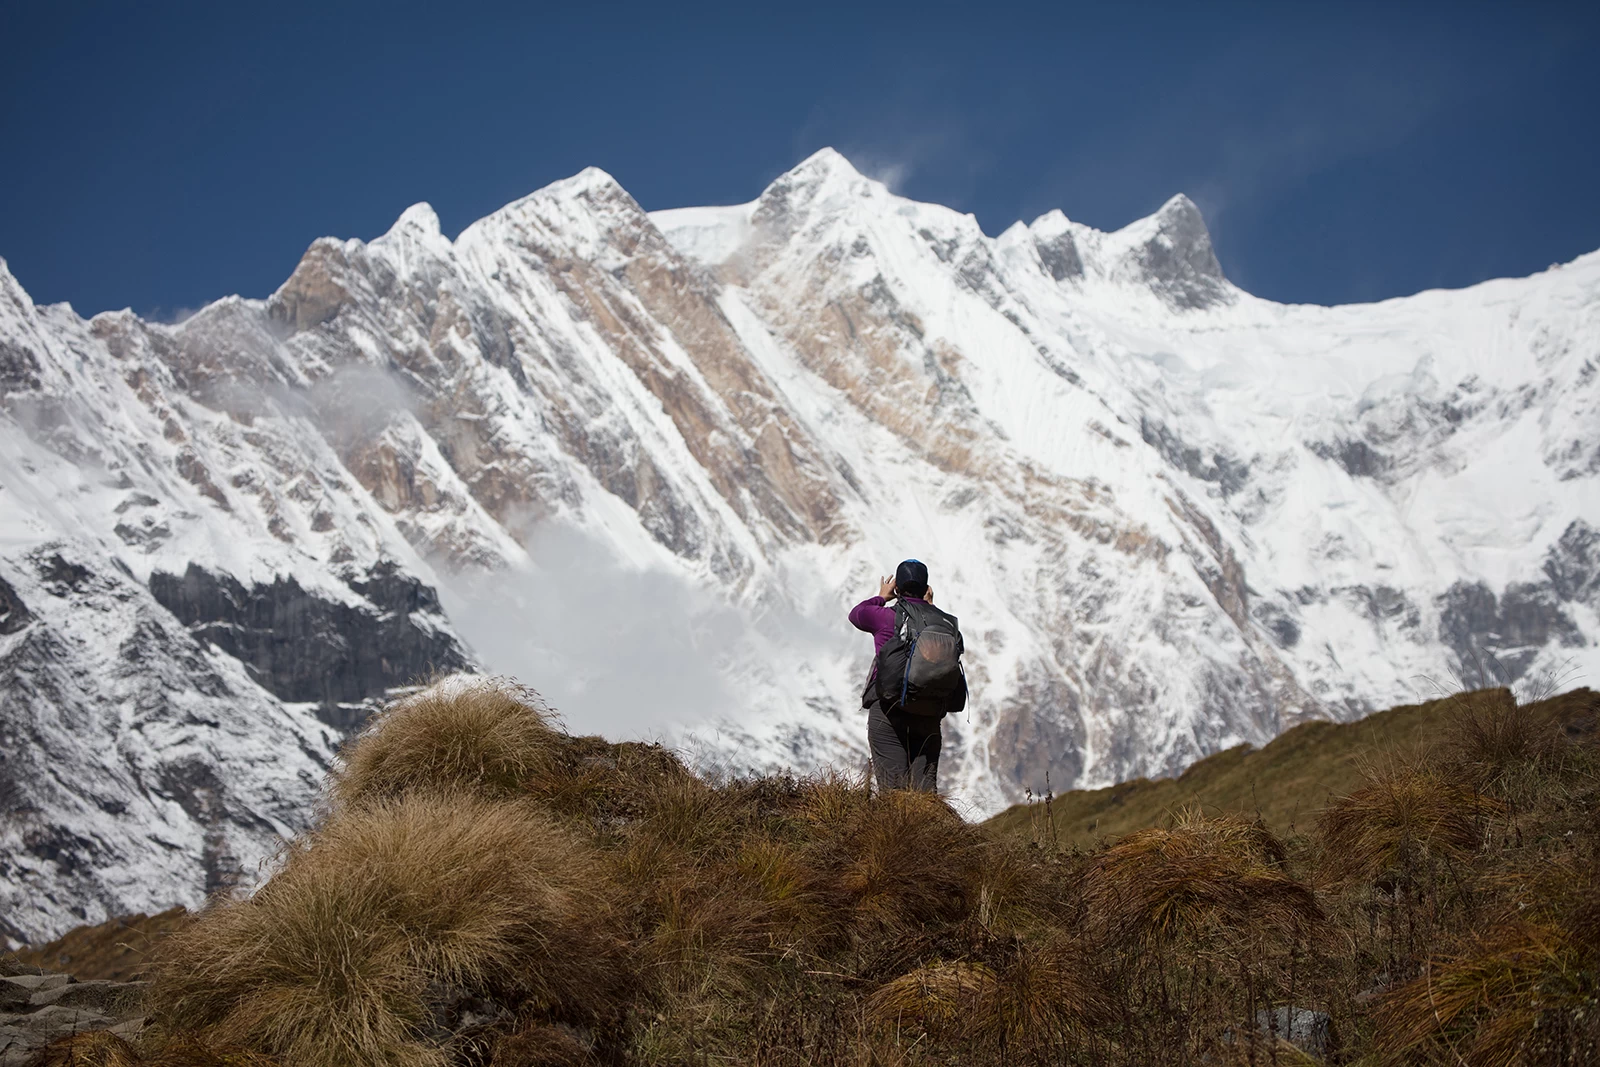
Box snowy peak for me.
[650,150,884,273]
[387,202,444,240]
[1016,195,1232,307]
[774,146,871,194]
[1024,209,1087,282]
[1107,193,1231,309]
[494,165,637,222]
[748,147,885,244]
[652,150,1231,314]
[672,150,1234,312]
[539,164,629,201]
[459,165,662,270]
[649,157,895,267]
[1147,192,1210,235]
[0,255,39,322]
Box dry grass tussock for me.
[146,792,625,1067]
[101,680,1597,1067]
[866,937,1110,1051]
[333,677,561,807]
[1317,757,1498,883]
[1084,809,1322,949]
[37,1031,278,1067]
[1372,917,1595,1067]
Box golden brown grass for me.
[34,1031,141,1067]
[1318,759,1499,883]
[490,1022,599,1067]
[1084,810,1321,949]
[1366,848,1600,1066]
[805,788,989,935]
[36,1032,282,1067]
[868,938,1112,1055]
[16,906,189,981]
[987,686,1598,847]
[38,678,1592,1067]
[1372,919,1595,1067]
[1448,688,1559,785]
[866,960,998,1037]
[137,1037,281,1066]
[333,677,560,807]
[147,793,625,1067]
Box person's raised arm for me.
[849,576,897,632]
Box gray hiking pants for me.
[866,700,941,793]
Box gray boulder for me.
[0,1023,47,1067]
[1256,1005,1336,1058]
[29,979,147,1015]
[0,970,147,1065]
[0,974,68,993]
[0,974,69,1013]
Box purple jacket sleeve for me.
[849,596,898,653]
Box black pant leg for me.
[906,716,942,792]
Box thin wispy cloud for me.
[1037,49,1455,229]
[1031,17,1590,244]
[149,305,204,325]
[1186,60,1465,229]
[789,67,1013,216]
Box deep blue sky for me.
[2,2,1597,319]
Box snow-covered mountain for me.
[4,147,1598,942]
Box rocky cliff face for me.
[0,249,473,941]
[3,148,1599,941]
[147,561,467,726]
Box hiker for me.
[849,559,967,794]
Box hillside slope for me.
[986,686,1600,848]
[29,677,1597,1067]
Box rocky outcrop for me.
[1141,417,1252,496]
[0,578,30,636]
[148,561,470,720]
[1255,1006,1337,1060]
[1545,520,1600,608]
[1121,195,1233,310]
[1034,228,1085,282]
[0,957,146,1066]
[1437,580,1585,683]
[0,340,41,399]
[1310,437,1392,479]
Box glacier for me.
[2,147,1598,942]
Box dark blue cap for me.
[895,559,929,597]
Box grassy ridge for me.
[15,906,187,983]
[986,688,1599,849]
[26,681,1600,1067]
